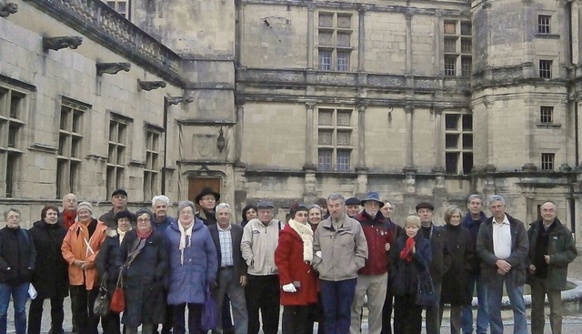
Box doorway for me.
[188,177,222,204]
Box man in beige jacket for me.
[313,193,368,334]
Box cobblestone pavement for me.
[7,254,582,333]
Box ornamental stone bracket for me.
[137,79,166,92]
[96,62,131,76]
[42,36,83,51]
[0,2,17,17]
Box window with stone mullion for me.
[0,87,25,198]
[57,100,85,198]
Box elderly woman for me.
[28,205,68,334]
[117,208,168,334]
[61,202,107,334]
[166,201,217,334]
[440,206,474,334]
[95,210,133,334]
[275,204,318,334]
[390,215,432,334]
[0,208,36,334]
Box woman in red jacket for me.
[275,204,318,334]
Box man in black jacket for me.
[0,208,36,334]
[527,201,577,334]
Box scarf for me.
[62,210,77,229]
[137,228,153,240]
[400,237,416,262]
[116,228,129,245]
[178,220,194,265]
[288,219,314,263]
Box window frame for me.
[444,111,473,175]
[541,153,555,171]
[107,114,131,198]
[317,107,354,172]
[539,60,553,79]
[317,12,353,72]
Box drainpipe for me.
[161,97,169,195]
[567,0,577,236]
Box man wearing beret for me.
[99,189,131,229]
[416,202,451,334]
[345,197,361,218]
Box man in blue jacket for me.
[460,194,489,334]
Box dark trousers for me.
[306,295,325,334]
[101,311,121,334]
[282,305,309,334]
[320,278,357,334]
[393,294,422,334]
[28,296,65,334]
[152,292,173,334]
[69,285,99,334]
[222,295,234,331]
[173,303,202,334]
[245,274,280,334]
[381,277,395,334]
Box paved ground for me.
[7,254,582,333]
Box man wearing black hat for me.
[350,192,394,334]
[99,189,131,228]
[416,202,451,334]
[345,197,361,218]
[195,187,220,226]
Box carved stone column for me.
[434,11,443,75]
[404,104,415,170]
[405,11,413,75]
[434,108,444,171]
[307,5,315,69]
[357,104,367,169]
[304,102,317,170]
[235,100,245,164]
[358,6,366,72]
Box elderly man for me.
[241,200,282,334]
[476,195,528,334]
[195,187,220,226]
[209,203,248,334]
[416,202,450,334]
[313,193,368,334]
[527,201,577,334]
[59,193,78,229]
[99,189,130,228]
[350,192,393,334]
[345,197,361,218]
[461,194,489,334]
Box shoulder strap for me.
[20,229,29,243]
[278,220,282,231]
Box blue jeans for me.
[0,282,29,334]
[486,273,527,334]
[461,274,488,334]
[320,278,357,334]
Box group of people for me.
[0,188,578,334]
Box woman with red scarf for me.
[390,215,432,334]
[116,208,168,334]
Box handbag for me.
[93,273,110,317]
[415,269,437,308]
[200,285,217,331]
[109,270,125,313]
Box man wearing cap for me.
[313,193,368,334]
[241,200,283,334]
[345,197,361,218]
[99,189,130,229]
[416,202,451,334]
[350,192,393,334]
[195,187,220,226]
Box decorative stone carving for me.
[96,62,131,76]
[166,96,194,106]
[137,79,166,91]
[0,2,17,17]
[43,36,83,51]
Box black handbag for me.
[415,269,437,308]
[93,272,110,317]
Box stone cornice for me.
[24,0,184,87]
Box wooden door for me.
[188,177,222,204]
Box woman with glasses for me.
[166,201,217,334]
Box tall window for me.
[317,108,353,171]
[443,20,472,77]
[107,116,129,198]
[541,153,555,171]
[445,112,473,174]
[538,15,551,34]
[0,87,26,198]
[539,60,552,78]
[57,99,86,198]
[540,106,554,124]
[143,128,160,200]
[104,0,130,19]
[318,12,353,71]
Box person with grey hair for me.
[166,201,217,334]
[312,193,368,334]
[208,203,248,334]
[461,194,489,334]
[476,195,528,334]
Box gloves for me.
[282,283,297,293]
[315,251,322,258]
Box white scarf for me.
[116,228,130,245]
[289,219,314,263]
[178,220,194,265]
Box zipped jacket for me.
[241,218,282,276]
[355,211,393,276]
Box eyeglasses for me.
[137,218,151,223]
[180,211,194,215]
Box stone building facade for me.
[1,0,581,246]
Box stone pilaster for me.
[235,100,245,164]
[434,108,444,170]
[405,10,413,75]
[307,5,315,69]
[404,104,415,170]
[358,5,366,72]
[304,102,317,170]
[357,104,367,169]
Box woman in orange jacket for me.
[61,201,107,334]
